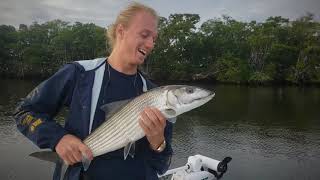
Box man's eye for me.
[140,32,150,38]
[141,33,148,38]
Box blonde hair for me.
[106,2,159,50]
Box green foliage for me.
[149,14,201,81]
[288,45,320,83]
[210,53,250,83]
[0,25,17,73]
[0,20,107,77]
[0,13,319,85]
[249,72,272,84]
[263,63,277,80]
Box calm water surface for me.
[0,79,319,180]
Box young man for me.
[14,2,172,180]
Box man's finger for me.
[152,108,166,127]
[67,153,77,165]
[79,144,93,160]
[144,108,161,128]
[139,118,151,135]
[72,149,82,162]
[140,111,156,130]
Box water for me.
[0,79,319,180]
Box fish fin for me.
[167,117,177,123]
[124,142,135,160]
[29,151,61,163]
[30,151,69,180]
[129,142,136,158]
[61,163,69,180]
[82,153,91,171]
[53,160,63,180]
[100,99,132,119]
[164,108,177,118]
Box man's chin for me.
[136,57,145,64]
[129,58,145,66]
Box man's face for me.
[118,11,158,65]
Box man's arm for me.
[14,63,93,165]
[13,64,78,150]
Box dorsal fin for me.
[100,98,132,119]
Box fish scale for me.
[84,87,166,157]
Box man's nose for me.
[145,37,155,50]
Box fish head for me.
[163,85,215,118]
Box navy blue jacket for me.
[14,58,173,180]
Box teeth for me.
[138,48,146,56]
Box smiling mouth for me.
[138,48,146,56]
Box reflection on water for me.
[0,79,320,180]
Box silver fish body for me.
[84,85,166,157]
[84,85,214,158]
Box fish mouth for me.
[195,92,215,102]
[190,90,215,105]
[207,92,215,100]
[208,91,215,98]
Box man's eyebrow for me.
[141,29,158,38]
[141,29,152,33]
[142,29,157,34]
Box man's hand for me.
[139,107,167,151]
[55,134,93,165]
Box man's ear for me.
[116,24,125,40]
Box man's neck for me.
[107,51,138,75]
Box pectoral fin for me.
[164,108,177,118]
[167,117,177,123]
[124,142,136,160]
[100,99,132,119]
[82,153,92,171]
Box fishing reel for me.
[159,154,232,180]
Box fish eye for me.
[186,87,194,94]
